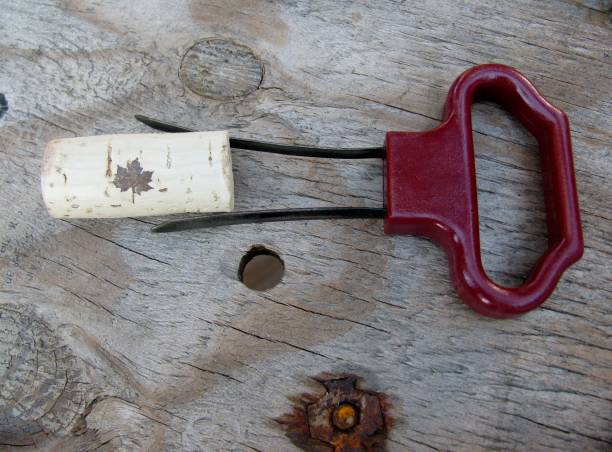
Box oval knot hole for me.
[179,38,264,100]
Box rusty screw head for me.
[332,403,359,431]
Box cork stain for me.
[105,143,113,177]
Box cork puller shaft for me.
[134,65,584,318]
[39,65,581,317]
[134,114,387,233]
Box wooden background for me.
[1,1,610,450]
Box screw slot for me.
[238,246,284,291]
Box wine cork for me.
[41,132,234,218]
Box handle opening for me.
[471,101,548,288]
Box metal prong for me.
[152,207,386,233]
[135,115,384,159]
[135,114,195,133]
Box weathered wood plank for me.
[1,0,610,450]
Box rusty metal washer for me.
[277,374,390,451]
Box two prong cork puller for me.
[41,64,583,318]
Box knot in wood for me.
[179,38,264,100]
[0,305,85,445]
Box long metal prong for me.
[135,115,384,159]
[151,207,386,233]
[228,138,383,159]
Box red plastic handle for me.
[384,64,583,318]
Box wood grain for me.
[0,1,610,450]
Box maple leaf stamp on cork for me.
[112,158,154,203]
[41,132,234,218]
